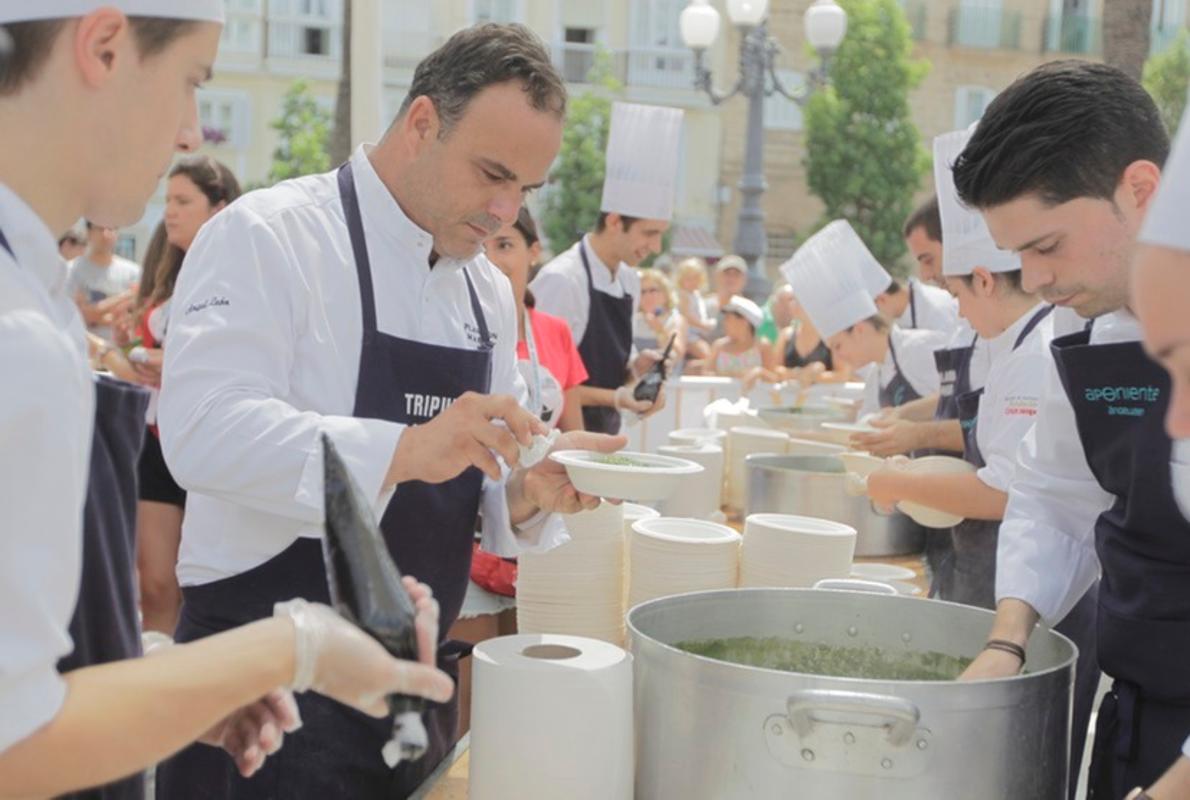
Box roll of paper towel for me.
[657,443,724,519]
[469,634,634,800]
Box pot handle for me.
[786,689,920,747]
[812,578,898,595]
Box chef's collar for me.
[0,182,68,296]
[580,233,624,284]
[354,145,469,272]
[985,300,1049,361]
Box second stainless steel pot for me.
[746,454,924,557]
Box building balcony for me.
[552,42,695,92]
[948,6,1023,51]
[1043,14,1101,55]
[902,0,928,42]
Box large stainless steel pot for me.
[747,454,924,557]
[757,404,847,433]
[629,588,1076,799]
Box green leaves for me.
[803,0,930,273]
[540,49,622,253]
[267,79,333,185]
[1143,30,1190,136]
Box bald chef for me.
[532,102,683,433]
[155,24,624,799]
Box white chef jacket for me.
[973,303,1055,493]
[531,236,641,349]
[0,183,94,752]
[947,318,991,392]
[994,310,1147,624]
[897,278,960,337]
[1141,105,1190,251]
[858,326,948,417]
[159,146,565,587]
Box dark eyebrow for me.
[478,158,544,191]
[1010,230,1060,253]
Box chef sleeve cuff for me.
[0,668,66,754]
[995,519,1101,625]
[1183,733,1190,759]
[976,455,1014,494]
[295,416,405,519]
[478,469,570,558]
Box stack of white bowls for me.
[725,426,790,513]
[517,502,627,644]
[668,427,727,448]
[620,503,660,607]
[739,513,857,588]
[656,443,724,520]
[628,517,741,608]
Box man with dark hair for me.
[903,195,944,287]
[532,102,683,433]
[1,4,455,798]
[952,60,1183,798]
[156,23,625,798]
[66,221,140,340]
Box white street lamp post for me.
[681,0,847,299]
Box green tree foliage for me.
[803,0,930,270]
[540,51,622,254]
[267,80,332,185]
[1143,30,1190,136]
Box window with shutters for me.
[268,0,343,59]
[470,0,521,24]
[1152,0,1187,53]
[198,89,252,149]
[764,71,806,132]
[954,86,996,129]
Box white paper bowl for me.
[550,450,703,501]
[819,421,881,445]
[631,516,740,545]
[838,450,885,478]
[668,427,728,446]
[850,562,917,582]
[894,456,978,528]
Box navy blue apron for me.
[906,281,918,329]
[877,334,922,409]
[1050,329,1190,799]
[0,228,150,800]
[576,241,633,434]
[156,161,492,799]
[918,333,977,600]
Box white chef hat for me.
[1,1,224,23]
[828,220,896,298]
[780,220,882,340]
[934,127,1021,277]
[601,102,684,222]
[722,295,763,329]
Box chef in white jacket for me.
[951,61,1188,798]
[851,233,961,337]
[0,4,453,798]
[1126,103,1190,800]
[531,102,683,433]
[783,220,947,420]
[155,24,624,800]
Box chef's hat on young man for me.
[600,102,685,222]
[0,1,224,23]
[780,220,882,340]
[934,127,1021,277]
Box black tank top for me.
[784,329,833,370]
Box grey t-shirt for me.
[66,255,141,339]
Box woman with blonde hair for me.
[675,256,713,360]
[634,267,687,364]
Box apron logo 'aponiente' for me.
[1083,385,1161,418]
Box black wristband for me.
[983,638,1026,663]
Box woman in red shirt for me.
[485,206,588,431]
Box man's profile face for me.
[409,81,562,260]
[905,225,943,286]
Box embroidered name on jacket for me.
[405,393,455,420]
[1083,385,1162,418]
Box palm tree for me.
[1103,0,1152,81]
[329,0,352,165]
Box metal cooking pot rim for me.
[626,587,1075,687]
